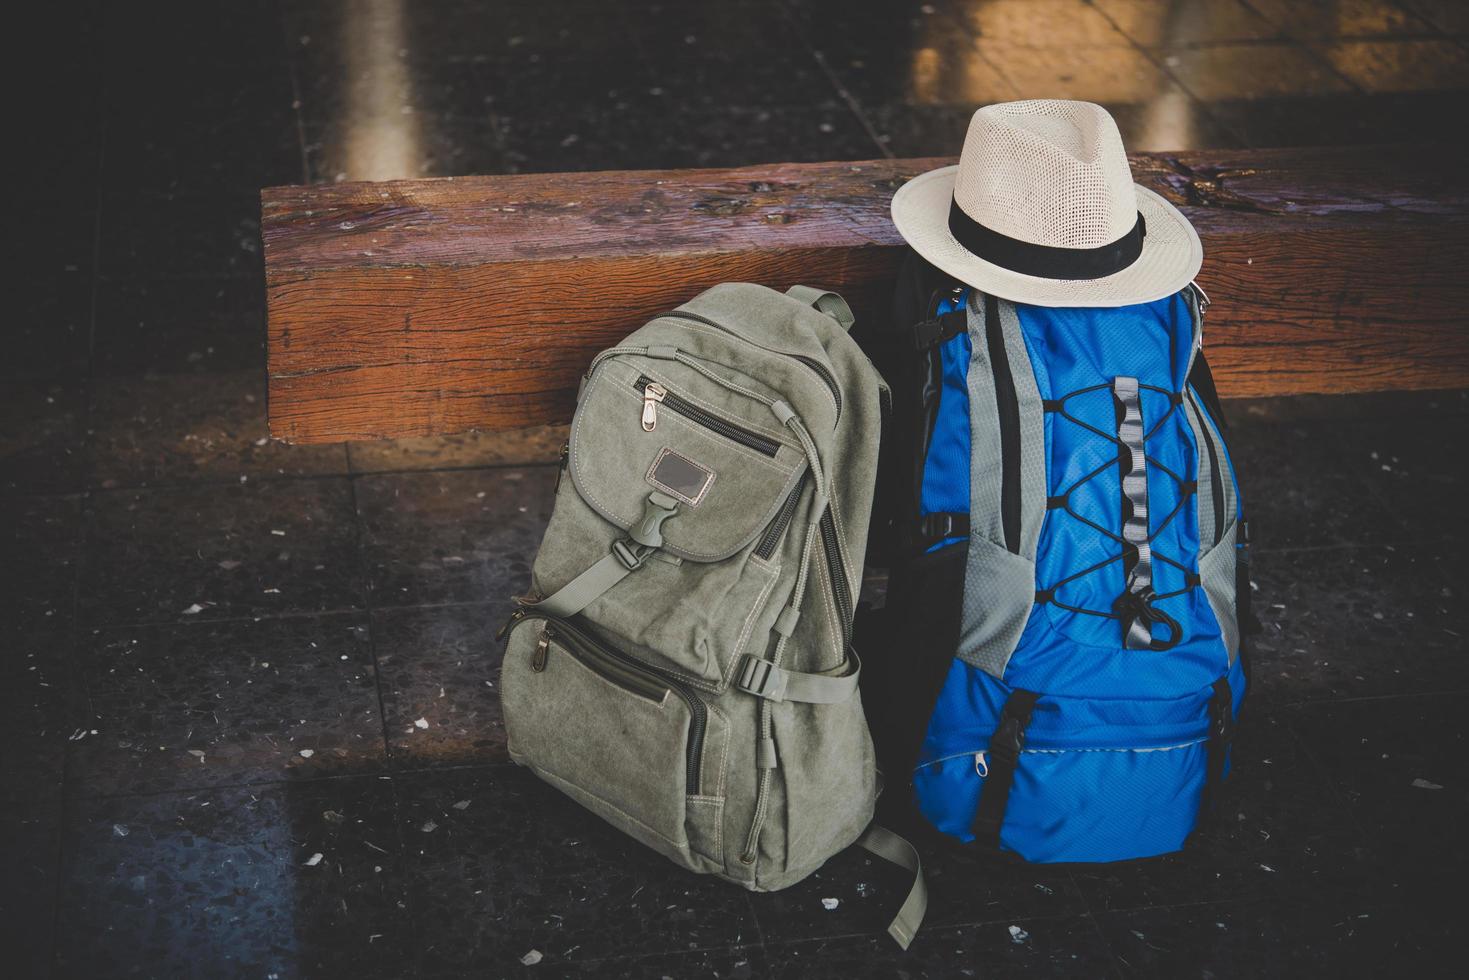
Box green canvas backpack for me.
[497,283,924,948]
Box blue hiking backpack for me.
[857,253,1251,863]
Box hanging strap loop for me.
[785,284,855,331]
[855,824,928,951]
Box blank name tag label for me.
[647,448,715,506]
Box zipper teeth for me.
[792,354,842,417]
[917,737,1209,769]
[635,376,780,458]
[524,615,708,796]
[755,471,807,560]
[546,626,666,703]
[819,509,854,651]
[1189,389,1225,545]
[659,310,842,420]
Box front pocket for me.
[531,354,806,687]
[501,616,729,873]
[914,739,1210,863]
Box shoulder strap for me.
[856,823,927,950]
[786,284,855,331]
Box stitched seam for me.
[657,321,816,408]
[610,381,792,473]
[637,361,790,445]
[704,700,732,799]
[826,494,859,590]
[686,796,724,863]
[812,543,842,670]
[554,639,671,709]
[575,388,786,561]
[646,446,716,507]
[573,376,806,563]
[722,560,782,688]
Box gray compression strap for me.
[856,824,927,950]
[1113,376,1154,649]
[532,551,638,619]
[532,493,678,619]
[785,285,855,331]
[734,652,861,703]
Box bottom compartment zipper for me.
[516,614,709,796]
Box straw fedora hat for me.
[891,100,1202,307]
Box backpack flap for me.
[529,352,810,690]
[567,356,809,562]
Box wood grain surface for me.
[263,145,1469,443]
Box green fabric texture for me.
[499,283,920,941]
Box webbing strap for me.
[531,551,638,619]
[1200,676,1235,815]
[855,824,927,951]
[532,493,677,618]
[735,652,861,704]
[1113,376,1155,649]
[970,688,1040,849]
[785,284,855,331]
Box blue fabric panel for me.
[921,293,971,552]
[911,289,1245,862]
[913,655,1246,861]
[918,654,1245,761]
[916,737,1208,861]
[1004,293,1228,699]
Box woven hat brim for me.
[890,165,1203,308]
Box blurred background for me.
[4,1,1466,977]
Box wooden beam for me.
[263,145,1469,444]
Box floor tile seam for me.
[1080,0,1249,146]
[772,0,894,159]
[65,759,520,805]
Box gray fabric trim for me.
[996,300,1048,562]
[1183,396,1218,551]
[959,297,1041,680]
[957,531,1038,678]
[965,300,1005,548]
[1199,519,1240,665]
[1113,376,1154,650]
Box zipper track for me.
[820,509,854,651]
[635,376,780,458]
[755,470,807,560]
[658,310,842,420]
[516,614,708,796]
[983,292,1022,554]
[917,737,1209,771]
[1188,388,1226,545]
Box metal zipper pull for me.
[532,628,551,672]
[974,752,989,778]
[553,442,570,494]
[641,382,666,431]
[494,607,526,642]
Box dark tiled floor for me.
[4,0,1467,976]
